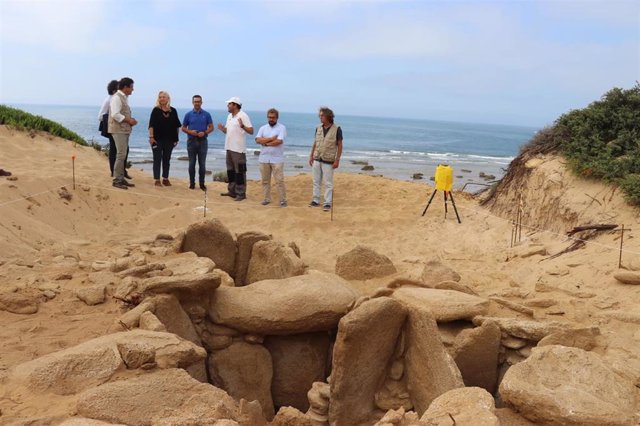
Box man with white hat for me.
[217,96,254,201]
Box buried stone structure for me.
[3,219,639,425]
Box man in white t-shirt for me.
[217,97,254,201]
[255,108,287,207]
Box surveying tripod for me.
[421,189,461,223]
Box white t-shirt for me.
[224,110,253,153]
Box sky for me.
[0,0,638,127]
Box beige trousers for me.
[260,162,286,203]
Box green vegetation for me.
[0,104,89,146]
[213,171,229,183]
[524,83,640,206]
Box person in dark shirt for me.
[148,91,182,186]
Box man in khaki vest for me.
[108,77,138,189]
[308,107,343,211]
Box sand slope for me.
[1,126,639,415]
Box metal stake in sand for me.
[203,188,208,218]
[331,187,334,222]
[71,155,76,190]
[618,224,625,268]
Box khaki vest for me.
[108,91,132,134]
[313,124,340,162]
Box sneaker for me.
[309,201,319,207]
[261,200,271,206]
[200,183,207,191]
[124,171,133,180]
[234,195,246,202]
[162,179,171,186]
[220,192,237,197]
[122,180,135,187]
[323,204,331,211]
[112,180,128,190]
[0,169,11,177]
[280,201,288,208]
[154,180,162,187]
[189,183,195,190]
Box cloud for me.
[0,0,108,53]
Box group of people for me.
[98,77,343,211]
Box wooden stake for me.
[618,224,625,268]
[72,155,76,190]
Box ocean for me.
[9,103,538,190]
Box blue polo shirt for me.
[183,109,213,140]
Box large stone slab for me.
[537,326,600,351]
[137,273,221,300]
[7,330,206,395]
[234,231,271,286]
[76,368,239,426]
[420,387,498,426]
[152,294,201,345]
[472,316,567,341]
[393,287,489,322]
[246,240,307,285]
[264,332,331,412]
[451,321,501,393]
[209,341,275,420]
[163,252,216,275]
[181,219,237,276]
[499,345,637,426]
[209,271,358,335]
[335,245,397,280]
[421,259,461,286]
[329,297,407,426]
[404,307,464,415]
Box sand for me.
[1,125,639,414]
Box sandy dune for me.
[1,126,639,421]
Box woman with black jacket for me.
[148,91,181,186]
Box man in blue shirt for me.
[182,95,214,191]
[255,108,287,207]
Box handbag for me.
[99,113,110,138]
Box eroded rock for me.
[77,368,240,425]
[420,387,498,426]
[499,345,637,426]
[181,219,237,276]
[330,297,407,426]
[393,287,489,322]
[210,271,358,335]
[246,240,307,285]
[335,245,397,280]
[234,231,271,286]
[209,341,275,420]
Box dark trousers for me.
[109,134,129,176]
[152,140,175,180]
[187,137,208,184]
[226,150,247,196]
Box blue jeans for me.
[187,137,208,184]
